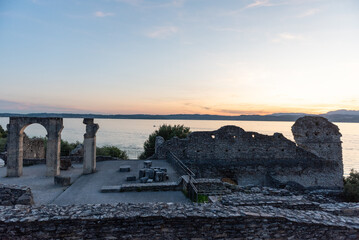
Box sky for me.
[0,0,358,115]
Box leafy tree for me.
[0,125,7,138]
[139,124,190,159]
[97,145,128,159]
[344,169,359,202]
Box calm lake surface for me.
[0,117,358,175]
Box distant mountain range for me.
[0,109,358,123]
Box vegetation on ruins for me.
[139,124,191,159]
[0,125,7,139]
[343,169,359,202]
[97,145,128,159]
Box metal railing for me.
[167,151,198,202]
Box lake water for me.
[0,117,358,175]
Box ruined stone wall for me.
[0,203,358,239]
[156,117,343,189]
[0,184,34,206]
[23,135,45,160]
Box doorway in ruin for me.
[7,117,63,177]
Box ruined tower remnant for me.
[292,116,343,183]
[7,117,63,177]
[83,118,99,174]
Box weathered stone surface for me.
[140,177,148,183]
[23,135,45,160]
[83,118,99,175]
[126,176,136,181]
[155,136,165,154]
[0,184,33,206]
[0,201,358,239]
[158,117,343,189]
[144,160,152,168]
[70,144,84,156]
[60,158,72,170]
[119,165,131,172]
[54,176,71,186]
[6,117,63,177]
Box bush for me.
[0,138,6,152]
[0,125,7,138]
[343,169,359,202]
[61,140,80,156]
[139,124,191,159]
[97,145,128,159]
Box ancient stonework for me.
[23,135,45,160]
[83,118,99,174]
[156,116,343,189]
[6,117,63,177]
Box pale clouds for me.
[94,11,114,17]
[146,26,178,39]
[245,0,273,9]
[272,32,303,42]
[298,8,320,17]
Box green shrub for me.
[343,169,359,202]
[0,125,7,138]
[97,145,128,159]
[139,124,190,159]
[197,194,209,203]
[61,140,80,156]
[0,138,6,152]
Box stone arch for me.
[7,117,64,177]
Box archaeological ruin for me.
[155,116,344,189]
[6,117,99,177]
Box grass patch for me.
[197,194,209,203]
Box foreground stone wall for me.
[156,117,343,189]
[0,202,358,239]
[0,184,34,206]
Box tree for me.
[344,169,359,202]
[139,124,190,159]
[0,125,7,138]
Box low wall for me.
[0,203,358,239]
[0,184,34,206]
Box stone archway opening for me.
[7,117,63,177]
[22,123,47,161]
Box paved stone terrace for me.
[0,160,189,205]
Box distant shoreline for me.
[1,112,359,123]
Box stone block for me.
[139,169,146,178]
[54,176,71,186]
[160,168,167,173]
[126,176,136,181]
[60,158,72,170]
[119,165,131,172]
[144,160,152,168]
[140,177,148,183]
[145,169,155,179]
[147,179,153,183]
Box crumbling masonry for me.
[155,116,343,189]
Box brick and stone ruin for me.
[155,116,344,189]
[6,117,99,178]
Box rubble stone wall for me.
[0,203,358,239]
[0,184,34,206]
[156,117,343,189]
[23,135,45,160]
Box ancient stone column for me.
[46,130,61,177]
[6,122,23,177]
[83,118,99,174]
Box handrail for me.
[168,151,196,179]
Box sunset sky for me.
[0,0,358,115]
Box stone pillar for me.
[83,118,99,174]
[6,123,23,177]
[46,131,61,176]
